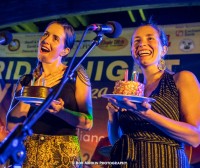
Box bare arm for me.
[123,71,200,147]
[106,101,121,145]
[49,74,93,131]
[6,83,31,131]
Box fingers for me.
[49,98,64,113]
[122,98,151,112]
[48,109,58,113]
[106,102,119,113]
[106,98,151,114]
[56,98,64,106]
[142,101,151,109]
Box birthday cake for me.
[113,80,145,96]
[20,86,52,98]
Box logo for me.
[179,39,194,52]
[8,39,20,51]
[98,37,128,51]
[176,30,184,37]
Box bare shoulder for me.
[173,70,200,88]
[76,65,91,87]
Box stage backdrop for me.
[1,22,200,165]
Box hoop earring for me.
[158,58,166,71]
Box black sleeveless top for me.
[13,66,90,136]
[110,71,189,168]
[119,71,180,143]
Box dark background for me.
[0,0,200,33]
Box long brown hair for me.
[32,20,76,80]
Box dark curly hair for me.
[131,18,168,47]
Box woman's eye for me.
[53,36,59,42]
[42,32,48,37]
[148,37,154,41]
[134,40,140,44]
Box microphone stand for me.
[0,33,103,167]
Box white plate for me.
[101,94,156,103]
[15,96,59,104]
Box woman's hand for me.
[106,102,120,114]
[122,98,151,113]
[107,97,151,114]
[48,98,64,113]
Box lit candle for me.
[31,77,35,86]
[124,69,128,81]
[131,71,139,81]
[42,78,46,86]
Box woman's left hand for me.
[48,98,64,113]
[117,98,151,113]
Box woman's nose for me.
[42,36,51,44]
[139,41,147,47]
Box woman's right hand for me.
[106,101,120,115]
[106,98,127,114]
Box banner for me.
[0,22,200,165]
[1,22,200,58]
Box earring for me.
[158,58,166,71]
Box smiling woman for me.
[106,20,200,168]
[6,20,93,168]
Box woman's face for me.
[37,23,66,64]
[131,25,164,68]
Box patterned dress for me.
[110,71,190,168]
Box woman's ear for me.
[161,46,168,57]
[60,48,70,57]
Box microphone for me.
[88,21,122,38]
[0,31,13,45]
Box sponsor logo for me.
[8,39,20,51]
[176,30,184,37]
[98,37,128,51]
[179,39,194,52]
